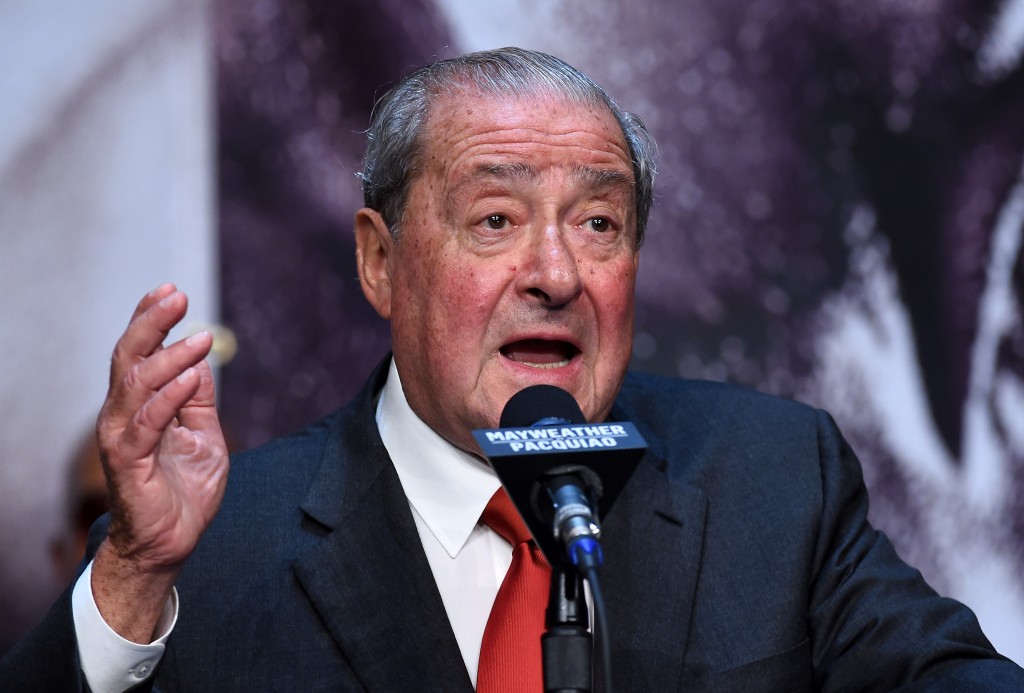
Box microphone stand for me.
[542,565,591,693]
[471,384,646,693]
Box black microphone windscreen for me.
[499,384,586,428]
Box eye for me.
[485,214,509,230]
[586,217,611,233]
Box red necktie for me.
[476,488,551,693]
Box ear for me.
[354,208,394,319]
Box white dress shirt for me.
[72,359,512,691]
[377,360,509,684]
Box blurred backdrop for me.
[2,0,1023,662]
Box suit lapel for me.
[601,413,708,691]
[291,363,473,693]
[285,362,708,691]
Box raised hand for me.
[90,284,229,642]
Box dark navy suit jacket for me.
[3,361,1023,691]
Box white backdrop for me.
[0,0,216,651]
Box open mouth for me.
[500,339,579,369]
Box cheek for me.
[594,262,637,321]
[452,249,519,304]
[409,255,504,346]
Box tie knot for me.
[481,488,533,546]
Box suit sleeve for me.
[0,584,91,692]
[0,515,164,693]
[806,409,1024,690]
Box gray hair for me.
[359,47,657,246]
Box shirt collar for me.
[375,359,501,558]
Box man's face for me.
[357,90,639,453]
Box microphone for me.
[476,385,644,692]
[472,385,647,573]
[546,474,603,572]
[500,385,603,571]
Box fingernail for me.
[177,367,196,383]
[159,291,179,308]
[186,331,210,347]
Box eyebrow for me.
[476,162,538,181]
[468,162,632,189]
[445,164,532,218]
[445,161,633,220]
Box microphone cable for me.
[585,567,614,693]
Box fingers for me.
[118,366,206,460]
[119,325,212,401]
[110,287,189,387]
[182,357,217,409]
[177,359,223,437]
[101,285,215,462]
[128,283,177,323]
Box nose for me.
[519,226,583,308]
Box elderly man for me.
[2,47,1023,692]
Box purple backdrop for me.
[214,0,1024,659]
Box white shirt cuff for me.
[71,560,178,693]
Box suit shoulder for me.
[232,410,341,465]
[619,370,820,428]
[219,408,346,507]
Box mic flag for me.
[472,385,647,569]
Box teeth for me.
[520,359,571,369]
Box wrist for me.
[91,540,181,643]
